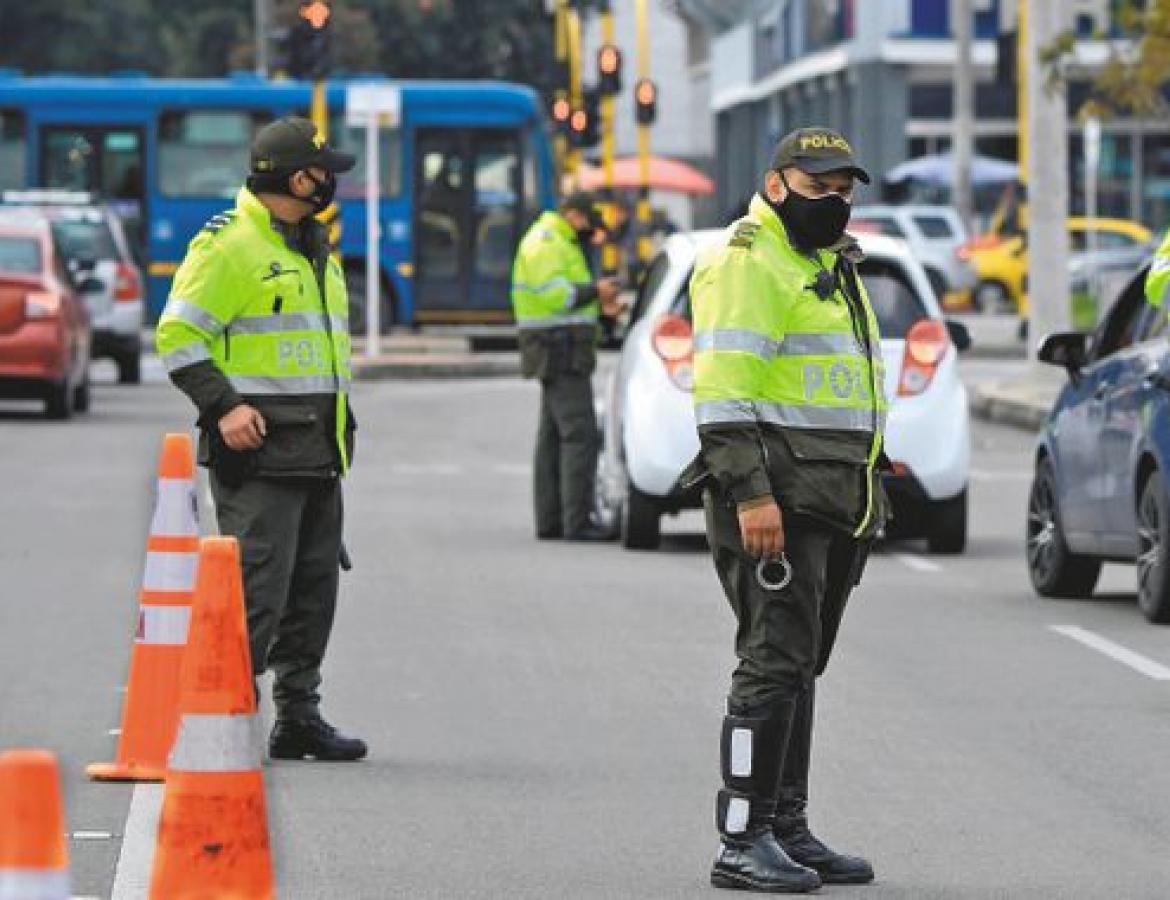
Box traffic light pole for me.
[566,7,583,177]
[553,0,569,183]
[600,6,618,277]
[634,0,652,270]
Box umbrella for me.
[884,152,1019,188]
[576,155,715,195]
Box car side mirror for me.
[1037,331,1088,382]
[945,319,972,353]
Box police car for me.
[597,230,972,552]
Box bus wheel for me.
[345,265,395,336]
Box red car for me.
[0,213,92,418]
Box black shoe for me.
[269,715,368,761]
[775,810,873,885]
[710,830,822,893]
[564,523,615,542]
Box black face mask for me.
[247,169,336,214]
[300,170,337,213]
[767,171,851,250]
[576,228,595,245]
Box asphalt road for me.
[2,354,1170,899]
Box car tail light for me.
[651,313,694,391]
[898,318,950,396]
[25,291,62,319]
[114,262,142,302]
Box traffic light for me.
[288,1,333,80]
[551,96,572,136]
[569,89,601,149]
[597,44,622,96]
[634,78,658,126]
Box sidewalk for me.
[968,366,1064,431]
[350,334,519,380]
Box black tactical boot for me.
[269,714,368,761]
[774,686,873,885]
[710,700,821,894]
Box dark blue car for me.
[1029,263,1170,623]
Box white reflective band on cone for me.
[0,869,71,900]
[730,728,753,777]
[136,605,191,646]
[725,797,750,834]
[141,552,198,593]
[150,478,198,538]
[169,714,262,772]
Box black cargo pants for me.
[211,473,342,721]
[533,373,600,537]
[703,489,867,713]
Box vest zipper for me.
[223,323,231,361]
[838,261,881,539]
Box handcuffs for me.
[756,553,793,591]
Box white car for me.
[598,229,972,552]
[850,204,977,301]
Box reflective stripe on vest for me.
[228,373,350,395]
[695,398,877,431]
[516,313,597,330]
[162,343,212,373]
[230,312,349,336]
[162,298,226,337]
[693,329,864,360]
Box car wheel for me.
[72,375,91,413]
[621,485,661,550]
[44,381,73,420]
[117,353,141,384]
[1026,457,1101,598]
[1135,470,1170,624]
[974,280,1010,315]
[926,489,967,554]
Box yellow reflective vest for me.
[510,211,599,330]
[690,195,887,537]
[1147,227,1170,308]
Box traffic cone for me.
[0,749,70,900]
[88,432,200,783]
[149,536,275,900]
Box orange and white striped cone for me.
[0,749,70,900]
[88,433,200,783]
[149,536,275,900]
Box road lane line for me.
[110,783,163,900]
[891,553,944,573]
[1050,625,1170,681]
[71,831,115,841]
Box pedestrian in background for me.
[687,128,883,892]
[157,117,367,761]
[511,193,623,541]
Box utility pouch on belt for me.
[207,429,255,489]
[252,403,337,474]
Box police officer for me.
[687,128,884,892]
[157,117,367,761]
[1146,228,1170,308]
[511,193,622,541]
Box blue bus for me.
[0,73,558,326]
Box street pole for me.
[1017,0,1028,217]
[1084,116,1101,324]
[365,114,380,356]
[952,0,975,235]
[553,0,569,184]
[1025,0,1070,356]
[566,7,583,178]
[255,0,270,77]
[634,0,653,271]
[600,4,619,277]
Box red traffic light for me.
[300,0,331,29]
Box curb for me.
[969,384,1051,431]
[352,354,519,380]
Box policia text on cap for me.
[685,127,885,893]
[156,117,367,762]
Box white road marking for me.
[891,553,944,573]
[1050,625,1170,681]
[71,831,115,841]
[107,728,122,736]
[110,784,163,900]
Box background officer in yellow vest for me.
[511,193,622,541]
[156,117,366,761]
[687,128,883,892]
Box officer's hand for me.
[597,277,621,304]
[219,404,267,451]
[737,498,784,560]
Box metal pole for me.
[600,6,619,277]
[566,8,583,177]
[1084,116,1100,325]
[255,0,270,77]
[1026,0,1070,357]
[952,0,975,234]
[1017,0,1028,192]
[554,0,568,184]
[635,0,653,268]
[365,115,380,357]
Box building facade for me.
[676,0,1170,229]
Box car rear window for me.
[51,217,118,262]
[851,216,906,239]
[0,235,42,274]
[911,215,955,239]
[858,259,929,339]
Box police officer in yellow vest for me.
[687,128,884,892]
[1146,229,1170,309]
[511,193,622,540]
[157,117,366,761]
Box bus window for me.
[158,110,270,199]
[0,111,25,191]
[473,135,521,282]
[521,127,542,226]
[330,116,402,200]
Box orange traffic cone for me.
[88,432,200,783]
[0,749,70,900]
[149,536,275,899]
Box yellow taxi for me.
[963,217,1152,314]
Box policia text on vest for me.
[511,194,623,542]
[689,128,881,893]
[156,117,367,762]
